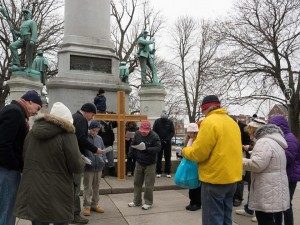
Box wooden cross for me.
[93,91,147,180]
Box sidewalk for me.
[17,177,300,225]
[16,176,300,225]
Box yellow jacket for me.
[182,108,242,184]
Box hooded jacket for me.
[183,108,243,184]
[14,114,85,223]
[243,124,289,212]
[268,115,300,182]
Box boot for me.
[82,207,91,216]
[71,214,89,224]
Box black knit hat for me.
[21,90,43,107]
[89,121,101,129]
[201,95,220,105]
[81,103,97,114]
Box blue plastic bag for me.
[174,158,200,189]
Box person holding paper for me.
[14,102,85,225]
[127,120,161,210]
[72,103,104,224]
[82,121,106,217]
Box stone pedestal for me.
[139,85,166,124]
[7,75,43,101]
[47,0,131,113]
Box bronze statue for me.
[9,8,37,71]
[119,61,129,83]
[137,30,159,85]
[32,49,49,85]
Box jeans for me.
[156,141,171,174]
[0,166,21,225]
[256,211,282,225]
[274,181,297,225]
[133,162,156,205]
[73,173,83,215]
[201,182,237,225]
[32,222,68,225]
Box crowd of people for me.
[0,89,299,225]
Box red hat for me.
[139,120,151,133]
[200,95,221,111]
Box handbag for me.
[174,158,200,189]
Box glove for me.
[131,142,146,150]
[175,147,182,156]
[81,155,92,165]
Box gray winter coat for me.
[243,124,290,212]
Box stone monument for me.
[139,85,166,123]
[47,0,130,112]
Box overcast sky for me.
[151,0,235,21]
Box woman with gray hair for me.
[243,124,290,225]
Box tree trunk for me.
[288,98,300,140]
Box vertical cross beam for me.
[117,91,126,180]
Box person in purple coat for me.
[268,114,300,225]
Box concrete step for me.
[97,175,183,195]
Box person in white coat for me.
[243,124,290,225]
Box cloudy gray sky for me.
[151,0,235,20]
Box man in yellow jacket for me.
[182,95,242,225]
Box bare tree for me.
[0,0,63,108]
[168,16,223,122]
[220,0,300,137]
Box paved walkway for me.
[16,176,300,225]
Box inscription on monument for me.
[70,55,112,73]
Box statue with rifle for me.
[137,29,159,85]
[0,4,40,79]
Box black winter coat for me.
[153,117,175,142]
[0,100,29,171]
[98,120,117,147]
[94,94,106,112]
[129,131,161,166]
[72,111,97,155]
